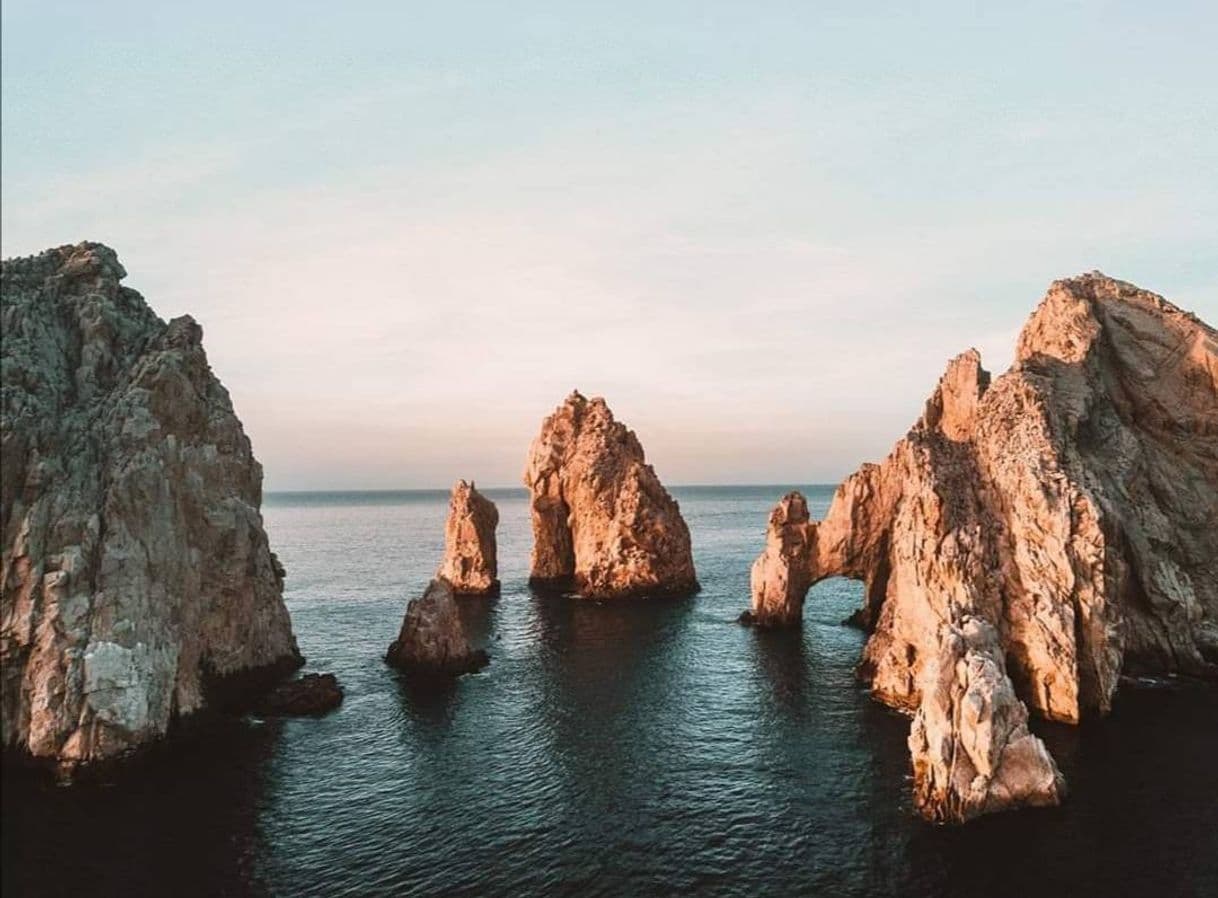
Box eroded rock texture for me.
[749,273,1216,821]
[524,391,698,599]
[386,578,488,675]
[1,243,302,769]
[436,480,499,595]
[743,492,814,627]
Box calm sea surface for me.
[4,486,1217,897]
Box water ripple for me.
[4,487,1216,897]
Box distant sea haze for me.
[6,486,1214,897]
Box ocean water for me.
[3,486,1217,897]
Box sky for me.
[3,1,1216,490]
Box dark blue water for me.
[4,486,1217,897]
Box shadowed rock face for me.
[749,273,1217,822]
[253,673,343,717]
[386,578,488,675]
[1,243,302,770]
[523,391,698,600]
[437,480,499,596]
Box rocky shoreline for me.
[746,272,1217,821]
[3,244,1214,825]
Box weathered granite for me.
[386,578,488,675]
[436,480,499,596]
[1,243,303,771]
[747,273,1217,821]
[524,391,698,599]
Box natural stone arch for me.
[741,273,1218,822]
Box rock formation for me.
[436,480,499,595]
[741,492,814,627]
[748,273,1217,822]
[253,673,343,717]
[523,391,698,599]
[1,243,304,771]
[386,578,488,675]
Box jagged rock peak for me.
[747,272,1216,822]
[920,349,990,441]
[523,391,698,600]
[2,243,304,771]
[385,578,488,675]
[436,480,500,596]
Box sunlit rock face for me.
[1,243,302,771]
[436,480,499,596]
[748,273,1217,822]
[385,578,488,675]
[523,391,698,600]
[744,492,814,627]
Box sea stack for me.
[1,243,305,770]
[746,273,1217,822]
[742,491,815,627]
[523,391,698,599]
[436,480,499,595]
[386,578,489,675]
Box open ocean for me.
[4,486,1217,897]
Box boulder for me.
[386,578,488,675]
[253,673,343,717]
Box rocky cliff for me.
[436,480,499,595]
[524,391,698,599]
[1,243,302,771]
[748,273,1217,821]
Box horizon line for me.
[264,481,843,494]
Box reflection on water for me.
[3,717,280,898]
[454,592,501,649]
[4,487,1216,897]
[749,626,811,719]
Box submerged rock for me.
[523,391,698,599]
[436,480,499,596]
[253,673,343,717]
[1,243,304,770]
[386,578,488,675]
[747,273,1217,822]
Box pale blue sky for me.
[3,1,1216,489]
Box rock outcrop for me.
[523,391,698,599]
[252,673,343,717]
[742,492,815,627]
[386,578,488,675]
[1,243,303,771]
[748,273,1216,822]
[436,480,499,595]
